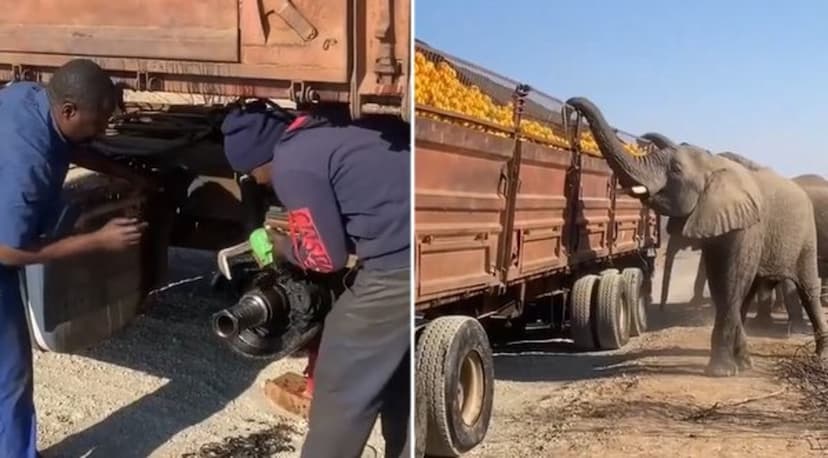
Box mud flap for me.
[21,170,150,353]
[21,246,144,353]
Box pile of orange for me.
[414,51,646,157]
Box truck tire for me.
[622,267,648,336]
[418,316,494,457]
[415,330,428,458]
[595,270,630,350]
[570,274,599,350]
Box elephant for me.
[748,173,828,330]
[566,97,828,376]
[660,173,828,328]
[643,132,811,329]
[793,174,828,281]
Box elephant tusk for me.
[630,185,649,196]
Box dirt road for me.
[469,250,828,457]
[36,249,385,458]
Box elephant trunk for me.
[566,97,668,194]
[641,132,678,150]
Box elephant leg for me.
[740,281,760,323]
[705,245,759,377]
[735,282,760,371]
[690,252,707,306]
[751,283,774,328]
[781,280,808,335]
[795,252,828,358]
[660,236,684,310]
[773,283,786,313]
[821,277,828,307]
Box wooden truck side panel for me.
[0,0,409,112]
[614,194,647,254]
[414,117,658,308]
[571,154,613,263]
[506,141,570,280]
[414,118,510,306]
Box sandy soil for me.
[36,249,385,458]
[467,250,828,458]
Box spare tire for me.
[418,316,494,457]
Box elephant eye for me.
[670,161,683,174]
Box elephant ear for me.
[682,167,763,239]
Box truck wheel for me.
[622,268,648,336]
[595,270,630,350]
[419,316,494,457]
[414,330,428,458]
[570,274,599,350]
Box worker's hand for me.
[92,217,149,252]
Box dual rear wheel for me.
[570,267,648,351]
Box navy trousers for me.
[0,272,37,457]
[300,267,410,458]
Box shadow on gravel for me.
[492,326,711,383]
[646,301,714,332]
[43,249,295,458]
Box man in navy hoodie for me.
[221,103,410,458]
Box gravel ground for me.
[35,246,828,457]
[466,250,828,457]
[36,249,386,458]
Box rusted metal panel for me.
[506,141,570,281]
[415,118,510,303]
[1,1,239,62]
[571,154,612,263]
[613,191,646,254]
[413,113,661,307]
[0,0,408,113]
[240,0,349,82]
[0,26,239,63]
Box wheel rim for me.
[457,349,485,426]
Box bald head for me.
[47,59,117,143]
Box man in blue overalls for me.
[0,59,149,457]
[221,103,411,458]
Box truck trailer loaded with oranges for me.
[413,41,662,456]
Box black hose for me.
[90,128,214,158]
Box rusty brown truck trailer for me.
[6,2,410,358]
[1,0,410,118]
[413,42,661,457]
